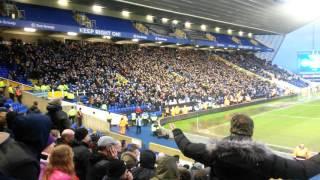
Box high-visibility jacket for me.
[57,85,64,91]
[67,93,75,100]
[183,106,189,114]
[0,81,6,88]
[40,85,47,92]
[119,119,127,127]
[45,85,51,91]
[68,109,77,117]
[33,85,41,92]
[8,87,14,94]
[63,84,69,91]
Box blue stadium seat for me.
[17,3,78,26]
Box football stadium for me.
[2,0,320,179]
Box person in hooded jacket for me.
[0,132,40,180]
[72,128,91,180]
[151,155,180,180]
[46,99,70,133]
[132,150,156,180]
[121,144,140,170]
[11,113,52,159]
[104,159,133,180]
[86,136,119,180]
[170,114,320,180]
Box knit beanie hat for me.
[230,114,254,137]
[140,150,156,169]
[106,159,127,178]
[74,128,88,141]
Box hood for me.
[121,151,138,169]
[12,113,52,157]
[133,167,155,180]
[140,150,156,169]
[154,156,179,179]
[47,104,62,113]
[206,138,273,170]
[89,151,109,165]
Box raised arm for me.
[172,128,214,166]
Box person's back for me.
[11,113,52,159]
[86,151,111,180]
[151,156,180,180]
[47,99,70,132]
[0,132,40,180]
[72,128,91,180]
[132,150,156,180]
[171,114,320,180]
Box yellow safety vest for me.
[45,85,51,91]
[8,87,14,94]
[67,93,75,99]
[57,85,64,91]
[63,84,69,91]
[34,85,41,91]
[0,81,5,88]
[40,85,47,91]
[68,109,77,117]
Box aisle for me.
[110,125,178,149]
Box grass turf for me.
[167,96,320,151]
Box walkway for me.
[111,125,178,149]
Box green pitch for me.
[168,95,320,151]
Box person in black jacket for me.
[27,101,41,114]
[86,135,119,180]
[72,127,91,180]
[170,114,320,180]
[0,132,40,180]
[132,150,156,180]
[46,99,70,133]
[11,113,52,159]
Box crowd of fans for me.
[0,39,281,109]
[220,52,309,87]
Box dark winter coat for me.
[11,113,52,159]
[0,134,40,180]
[132,167,155,180]
[86,151,112,180]
[47,104,70,132]
[72,141,91,180]
[173,128,320,180]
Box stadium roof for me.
[12,0,318,35]
[108,0,315,35]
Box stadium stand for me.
[220,52,309,87]
[143,23,173,36]
[0,39,281,111]
[16,3,78,26]
[185,29,208,40]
